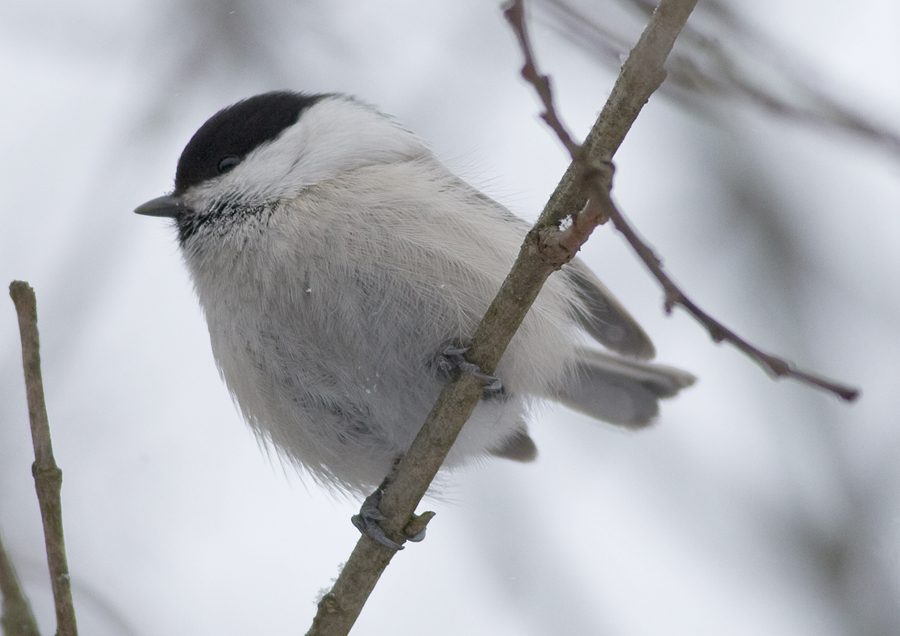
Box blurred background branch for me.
[0,527,41,636]
[537,0,900,157]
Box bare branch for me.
[305,1,700,634]
[505,0,859,402]
[9,281,79,636]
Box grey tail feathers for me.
[550,348,696,428]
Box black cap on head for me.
[173,91,326,194]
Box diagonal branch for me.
[506,0,859,402]
[305,1,700,635]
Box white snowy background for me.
[1,0,899,634]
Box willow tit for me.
[135,91,694,513]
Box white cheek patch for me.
[216,97,429,203]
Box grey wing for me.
[463,182,692,425]
[463,181,694,427]
[550,348,696,428]
[466,183,656,360]
[561,259,656,360]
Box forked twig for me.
[504,0,859,402]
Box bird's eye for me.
[217,156,240,174]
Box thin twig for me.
[604,205,860,400]
[9,281,79,636]
[505,0,859,402]
[505,0,582,159]
[0,528,41,636]
[305,2,700,635]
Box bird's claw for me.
[351,487,405,550]
[439,345,502,392]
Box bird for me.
[135,90,695,547]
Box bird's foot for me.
[437,343,502,392]
[351,475,429,550]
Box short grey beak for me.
[134,195,190,218]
